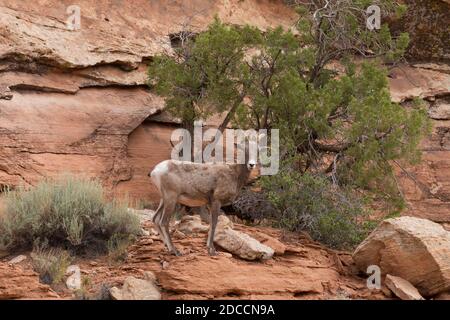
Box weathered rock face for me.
[391,0,450,62]
[254,233,287,256]
[428,99,450,120]
[174,214,274,260]
[389,64,450,224]
[0,263,59,299]
[353,216,450,297]
[0,0,296,199]
[0,1,449,226]
[388,64,450,103]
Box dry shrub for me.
[0,174,141,254]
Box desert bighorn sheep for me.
[149,134,262,256]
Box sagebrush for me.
[30,245,72,284]
[261,169,373,249]
[0,175,141,253]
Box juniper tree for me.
[148,19,261,133]
[148,1,430,246]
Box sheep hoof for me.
[208,247,217,256]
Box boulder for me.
[217,215,234,230]
[385,274,425,300]
[8,255,27,264]
[353,216,450,296]
[177,215,209,234]
[110,272,161,300]
[214,228,274,260]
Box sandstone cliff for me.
[0,0,296,195]
[0,0,449,225]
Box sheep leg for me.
[207,200,220,256]
[152,199,164,236]
[159,199,181,256]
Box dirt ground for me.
[0,218,387,300]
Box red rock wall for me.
[0,1,449,224]
[0,0,296,201]
[115,121,176,205]
[389,64,450,224]
[392,0,450,62]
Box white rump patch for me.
[151,160,170,192]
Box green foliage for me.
[0,175,141,253]
[107,233,132,264]
[148,18,260,128]
[332,63,430,187]
[295,0,410,68]
[261,169,372,249]
[148,2,430,247]
[30,245,72,284]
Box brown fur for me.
[149,160,253,256]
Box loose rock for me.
[353,216,450,297]
[110,275,161,300]
[385,274,425,300]
[428,99,450,120]
[214,228,274,260]
[177,215,209,234]
[8,255,27,265]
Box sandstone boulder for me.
[177,215,209,234]
[353,216,450,296]
[217,215,234,230]
[110,272,160,300]
[8,255,27,265]
[214,228,274,260]
[385,274,424,300]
